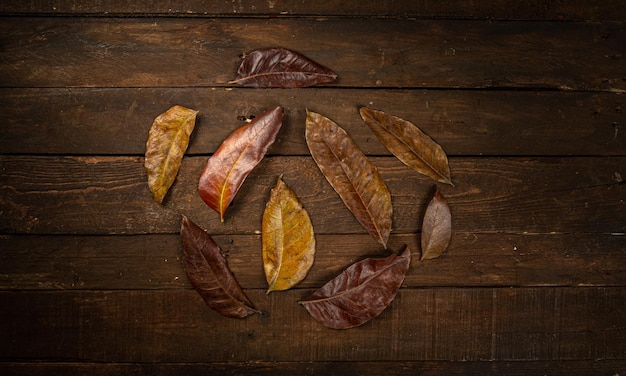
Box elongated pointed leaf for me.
[421,189,452,261]
[263,176,316,293]
[145,105,198,204]
[180,215,259,318]
[229,48,337,88]
[360,107,453,185]
[198,106,284,222]
[306,111,392,248]
[299,246,411,329]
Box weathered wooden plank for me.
[1,18,624,90]
[0,288,623,362]
[1,233,624,290]
[1,0,625,21]
[1,88,623,156]
[1,156,623,235]
[1,360,624,376]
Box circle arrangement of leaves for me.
[145,48,453,329]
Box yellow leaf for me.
[262,176,316,293]
[145,105,198,204]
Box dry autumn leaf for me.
[263,176,316,293]
[360,107,453,186]
[306,110,392,248]
[198,106,284,222]
[229,48,337,88]
[299,246,411,329]
[145,105,198,204]
[180,215,260,318]
[421,189,452,260]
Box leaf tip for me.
[151,192,164,205]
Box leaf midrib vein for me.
[321,134,384,244]
[193,233,249,309]
[377,119,449,183]
[219,126,260,219]
[301,258,400,305]
[230,71,336,84]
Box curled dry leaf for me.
[229,48,337,88]
[360,107,453,186]
[421,189,452,261]
[306,110,392,248]
[145,105,198,204]
[263,176,316,293]
[180,215,259,318]
[299,246,411,329]
[198,106,284,222]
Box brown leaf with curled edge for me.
[145,105,198,204]
[229,48,337,88]
[299,246,411,329]
[360,107,453,186]
[306,110,392,248]
[180,215,260,318]
[198,106,284,222]
[421,189,452,261]
[263,175,316,293]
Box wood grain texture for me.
[0,288,623,362]
[1,2,625,372]
[1,0,625,21]
[1,18,624,90]
[1,88,623,156]
[2,232,624,290]
[1,156,623,235]
[1,360,624,376]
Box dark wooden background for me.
[1,1,625,375]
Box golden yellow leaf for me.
[262,176,316,293]
[145,105,198,204]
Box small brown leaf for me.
[299,246,411,329]
[263,176,316,293]
[180,215,259,318]
[360,107,453,185]
[229,48,337,88]
[198,106,284,222]
[145,105,198,204]
[421,189,452,260]
[306,110,392,248]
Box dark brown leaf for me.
[180,215,259,318]
[198,106,284,222]
[229,48,337,88]
[299,246,411,329]
[145,105,198,204]
[360,107,453,185]
[421,189,452,260]
[306,110,392,248]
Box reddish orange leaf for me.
[198,106,284,222]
